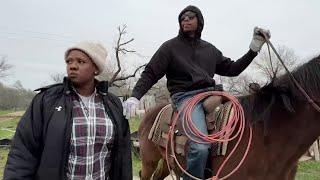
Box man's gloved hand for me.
[249,27,271,52]
[123,97,140,118]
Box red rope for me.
[165,91,253,180]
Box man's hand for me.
[249,27,271,52]
[123,97,140,118]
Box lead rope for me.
[261,32,320,112]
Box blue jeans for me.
[171,88,213,179]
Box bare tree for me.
[105,24,146,87]
[254,45,298,82]
[0,81,35,110]
[12,80,24,90]
[148,78,170,104]
[50,73,65,83]
[218,45,299,95]
[219,74,257,96]
[0,56,13,79]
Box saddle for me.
[148,96,234,157]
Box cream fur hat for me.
[65,41,107,75]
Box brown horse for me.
[138,55,320,180]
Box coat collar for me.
[63,77,109,96]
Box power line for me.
[0,25,77,41]
[0,31,75,44]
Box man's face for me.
[65,49,98,86]
[180,11,198,33]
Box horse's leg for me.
[151,159,170,180]
[286,163,298,180]
[139,134,162,180]
[140,161,157,180]
[138,105,170,179]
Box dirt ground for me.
[0,111,24,121]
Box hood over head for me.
[178,5,204,39]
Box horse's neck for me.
[262,104,320,169]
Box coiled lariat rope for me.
[165,91,253,180]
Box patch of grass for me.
[129,117,142,177]
[0,111,13,116]
[0,118,20,139]
[132,152,141,177]
[0,147,10,179]
[0,118,20,130]
[0,131,14,139]
[296,160,320,180]
[129,117,141,133]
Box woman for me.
[4,42,132,180]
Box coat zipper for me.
[103,95,119,179]
[62,95,73,179]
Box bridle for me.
[261,32,320,113]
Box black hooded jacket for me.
[4,78,132,180]
[132,5,258,99]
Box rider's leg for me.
[171,88,213,180]
[183,101,210,180]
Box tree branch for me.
[119,38,134,47]
[119,48,136,54]
[109,25,138,85]
[113,64,146,82]
[0,56,13,78]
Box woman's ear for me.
[94,64,99,75]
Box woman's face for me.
[65,49,98,86]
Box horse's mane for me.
[240,55,320,129]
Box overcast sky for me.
[0,0,319,90]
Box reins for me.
[260,32,320,112]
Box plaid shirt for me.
[67,92,114,180]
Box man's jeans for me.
[171,88,213,179]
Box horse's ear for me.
[312,55,320,63]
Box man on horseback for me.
[123,5,270,179]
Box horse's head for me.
[240,55,320,132]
